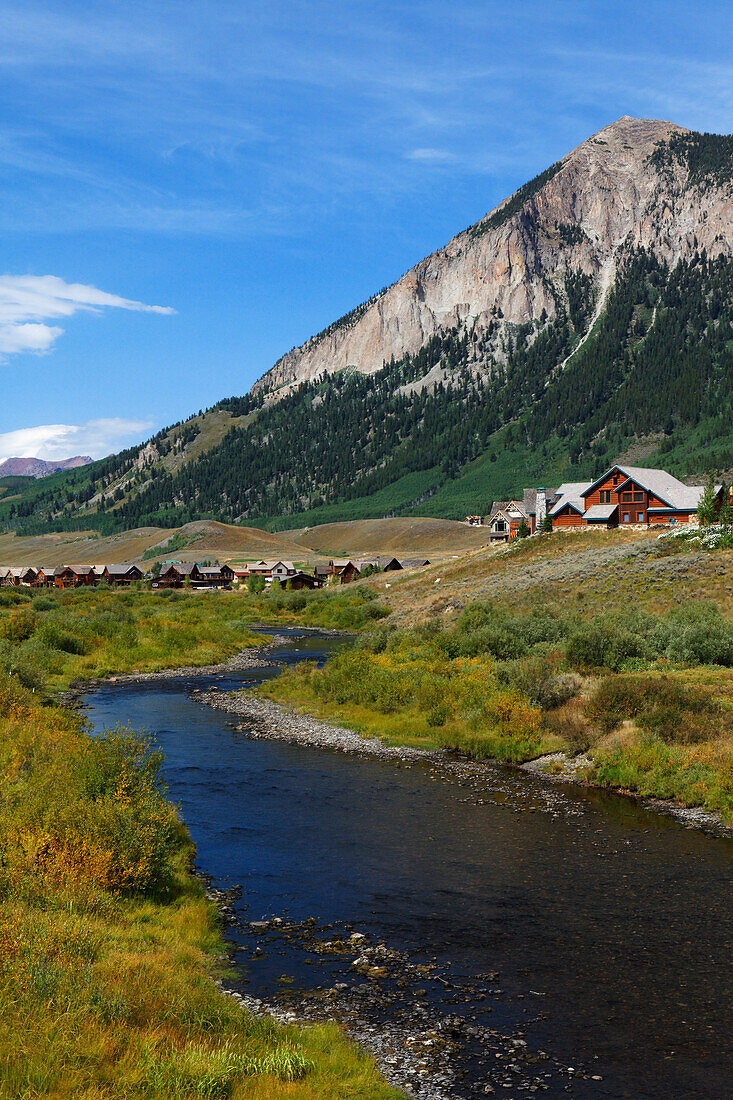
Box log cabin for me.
[154,562,202,588]
[548,466,720,530]
[103,564,144,586]
[285,571,318,590]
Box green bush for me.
[0,589,31,607]
[566,617,649,671]
[585,675,721,743]
[32,595,57,612]
[497,652,580,709]
[39,620,87,655]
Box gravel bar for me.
[191,689,432,761]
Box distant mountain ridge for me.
[0,455,92,479]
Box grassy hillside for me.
[0,515,489,571]
[261,527,733,822]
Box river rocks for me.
[193,689,432,761]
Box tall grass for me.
[262,597,733,818]
[0,675,401,1098]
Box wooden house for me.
[104,564,144,586]
[5,566,37,586]
[34,567,61,588]
[313,565,331,587]
[247,561,297,586]
[286,571,318,590]
[547,466,720,530]
[198,565,235,588]
[67,567,95,585]
[399,558,431,569]
[154,562,202,588]
[486,501,529,542]
[329,559,360,584]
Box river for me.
[85,629,733,1099]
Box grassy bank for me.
[260,596,733,821]
[0,676,401,1098]
[0,584,387,695]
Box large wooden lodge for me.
[484,464,724,541]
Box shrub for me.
[38,620,87,655]
[584,675,720,743]
[566,617,649,671]
[0,589,31,607]
[0,606,37,642]
[498,651,580,709]
[32,596,57,612]
[0,708,178,895]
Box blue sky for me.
[0,0,731,460]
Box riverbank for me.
[0,673,402,1099]
[192,676,733,838]
[194,688,431,761]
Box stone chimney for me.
[535,487,546,530]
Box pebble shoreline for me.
[192,688,431,762]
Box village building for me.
[286,570,318,590]
[489,466,720,538]
[34,567,61,588]
[313,564,331,586]
[548,466,720,530]
[246,560,297,586]
[104,564,144,586]
[3,566,37,586]
[54,565,96,588]
[154,562,202,588]
[486,500,530,542]
[197,564,235,588]
[329,559,361,584]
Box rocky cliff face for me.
[254,117,732,397]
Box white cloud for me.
[0,417,154,462]
[405,148,457,163]
[0,274,174,358]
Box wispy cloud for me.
[405,148,457,163]
[0,417,154,462]
[0,274,174,357]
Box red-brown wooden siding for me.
[553,507,584,527]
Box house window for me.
[599,490,612,503]
[622,512,630,523]
[622,492,633,502]
[633,491,645,503]
[637,512,644,522]
[613,475,619,485]
[495,520,505,531]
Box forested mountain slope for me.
[2,117,733,535]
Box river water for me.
[85,630,733,1099]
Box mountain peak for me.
[0,455,93,479]
[255,115,729,398]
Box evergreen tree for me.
[719,482,733,528]
[697,475,718,526]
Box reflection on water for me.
[86,631,733,1099]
